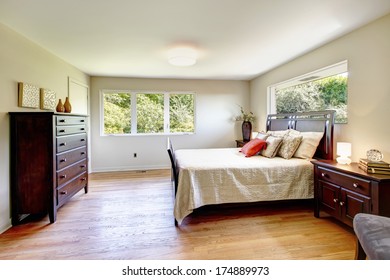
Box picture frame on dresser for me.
[9,112,89,225]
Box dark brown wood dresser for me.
[312,160,390,227]
[9,112,88,225]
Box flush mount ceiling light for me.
[168,47,197,67]
[168,56,196,66]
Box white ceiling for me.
[1,0,390,80]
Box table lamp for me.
[336,142,352,164]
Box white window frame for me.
[267,60,348,115]
[100,90,196,136]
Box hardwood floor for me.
[0,169,356,260]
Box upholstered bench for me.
[353,213,390,260]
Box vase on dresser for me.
[56,99,65,112]
[242,121,252,142]
[64,97,72,113]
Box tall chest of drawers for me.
[10,112,88,225]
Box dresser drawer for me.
[56,116,87,126]
[318,166,370,196]
[57,146,87,170]
[56,133,87,153]
[56,125,86,136]
[57,172,88,207]
[57,159,87,187]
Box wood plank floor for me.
[0,169,356,260]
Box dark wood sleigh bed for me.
[167,110,335,225]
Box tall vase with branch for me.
[235,106,255,142]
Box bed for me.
[168,110,335,225]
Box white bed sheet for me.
[174,148,314,224]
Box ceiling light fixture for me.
[168,47,197,67]
[168,56,196,66]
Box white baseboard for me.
[0,218,11,234]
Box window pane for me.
[102,91,196,135]
[169,94,195,133]
[275,73,348,123]
[136,93,164,133]
[103,93,131,134]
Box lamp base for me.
[336,156,351,165]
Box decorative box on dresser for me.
[312,160,390,227]
[9,112,88,225]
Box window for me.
[101,90,195,135]
[268,61,348,123]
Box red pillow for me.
[240,138,267,157]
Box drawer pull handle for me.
[59,119,66,123]
[60,175,67,179]
[339,201,345,206]
[353,183,359,188]
[333,198,338,203]
[59,129,66,133]
[81,152,86,155]
[80,128,85,131]
[321,172,326,177]
[60,191,68,195]
[60,158,67,163]
[60,142,67,146]
[81,177,87,181]
[80,165,86,168]
[80,120,85,123]
[80,139,86,142]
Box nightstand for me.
[311,160,390,227]
[235,140,249,148]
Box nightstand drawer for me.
[318,166,370,196]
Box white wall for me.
[250,13,390,162]
[90,77,250,172]
[0,23,90,233]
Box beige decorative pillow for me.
[294,132,324,159]
[261,136,283,158]
[277,135,303,159]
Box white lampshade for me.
[336,142,351,164]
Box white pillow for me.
[293,132,324,159]
[255,132,269,140]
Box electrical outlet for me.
[133,153,137,158]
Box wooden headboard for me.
[266,110,335,160]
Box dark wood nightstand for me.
[235,140,249,148]
[311,160,390,227]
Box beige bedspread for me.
[174,148,314,224]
